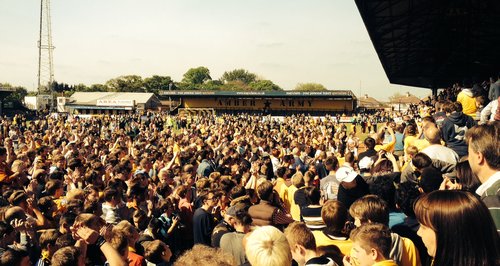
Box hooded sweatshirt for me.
[441,112,476,157]
[390,233,420,266]
[457,88,477,117]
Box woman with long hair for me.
[414,190,500,266]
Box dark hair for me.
[370,160,394,177]
[349,195,389,226]
[412,153,432,170]
[0,248,29,266]
[234,209,253,226]
[324,156,339,171]
[419,167,443,193]
[414,190,500,266]
[369,176,396,209]
[454,161,481,192]
[144,240,169,264]
[256,180,274,201]
[55,233,76,249]
[230,185,247,200]
[394,182,421,218]
[364,137,376,150]
[305,186,321,205]
[321,200,349,237]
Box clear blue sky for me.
[0,0,430,101]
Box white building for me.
[61,92,161,115]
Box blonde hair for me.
[245,226,292,266]
[174,244,235,266]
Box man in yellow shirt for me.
[456,87,477,118]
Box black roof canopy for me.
[355,0,500,89]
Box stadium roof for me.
[68,92,159,106]
[159,90,356,99]
[355,0,500,89]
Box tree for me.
[1,83,28,102]
[143,75,173,94]
[182,67,211,85]
[294,83,328,91]
[105,75,144,92]
[221,69,257,84]
[88,84,108,92]
[51,81,72,95]
[220,80,250,91]
[249,80,282,91]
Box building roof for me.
[389,93,421,104]
[355,0,500,88]
[68,92,157,105]
[358,94,384,108]
[159,90,356,99]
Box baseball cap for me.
[358,156,374,170]
[336,166,358,183]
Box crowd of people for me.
[0,77,498,266]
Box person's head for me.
[324,156,339,172]
[59,212,76,234]
[291,172,304,188]
[335,166,358,190]
[174,244,235,266]
[414,190,500,265]
[131,209,148,231]
[113,220,139,246]
[369,177,396,210]
[45,179,64,198]
[406,124,417,136]
[304,186,321,205]
[177,185,192,201]
[284,222,317,265]
[405,145,419,159]
[109,231,129,261]
[0,248,30,266]
[418,167,443,193]
[198,190,218,210]
[51,246,84,266]
[423,125,441,144]
[466,122,500,181]
[0,147,7,161]
[411,153,432,172]
[349,195,389,227]
[256,180,274,201]
[225,203,252,230]
[245,226,292,266]
[74,213,105,231]
[144,240,172,264]
[454,160,481,192]
[39,229,60,256]
[321,200,348,237]
[349,223,392,266]
[363,137,375,150]
[0,222,15,247]
[394,182,421,218]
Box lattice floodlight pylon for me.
[37,0,55,96]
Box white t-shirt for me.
[421,144,459,165]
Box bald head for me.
[424,125,441,144]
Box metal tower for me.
[37,0,55,95]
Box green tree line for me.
[3,66,333,99]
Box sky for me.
[0,0,431,101]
